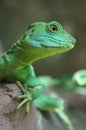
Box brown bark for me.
[0,83,40,130]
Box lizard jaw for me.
[40,43,74,49]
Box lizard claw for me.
[15,81,32,112]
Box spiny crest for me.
[8,35,25,52]
[9,41,21,51]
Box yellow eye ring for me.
[49,24,58,32]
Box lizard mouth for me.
[38,35,75,48]
[40,43,74,49]
[40,43,73,49]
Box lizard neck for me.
[3,49,34,71]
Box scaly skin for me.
[0,21,76,130]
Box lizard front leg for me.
[16,79,44,112]
[15,65,44,112]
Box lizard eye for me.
[49,24,58,32]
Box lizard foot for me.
[15,81,32,112]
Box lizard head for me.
[22,21,76,61]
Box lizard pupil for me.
[50,24,58,32]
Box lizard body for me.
[0,21,75,82]
[0,22,76,103]
[0,21,76,104]
[0,21,76,130]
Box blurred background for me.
[0,0,86,130]
[0,0,86,77]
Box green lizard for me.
[0,21,76,130]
